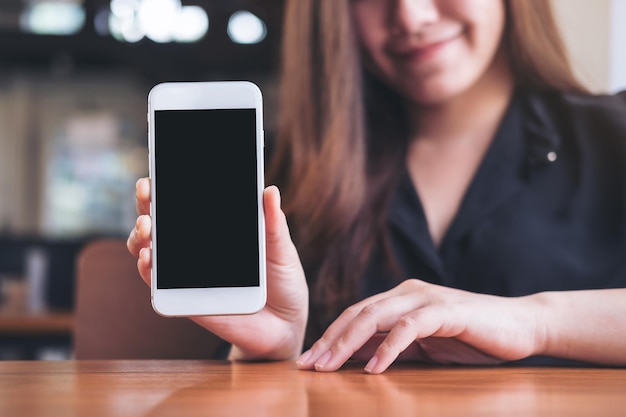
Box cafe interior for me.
[0,0,283,360]
[0,0,623,361]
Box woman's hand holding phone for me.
[127,178,309,361]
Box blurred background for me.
[0,0,284,360]
[0,0,623,360]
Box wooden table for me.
[0,360,625,416]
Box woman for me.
[127,0,626,374]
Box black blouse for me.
[362,88,626,300]
[355,88,626,365]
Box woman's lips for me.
[392,37,456,62]
[389,31,462,63]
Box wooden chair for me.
[73,238,224,359]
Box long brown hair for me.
[267,0,588,342]
[504,1,588,93]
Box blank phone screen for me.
[154,109,260,289]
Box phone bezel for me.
[147,81,266,317]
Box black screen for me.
[154,109,260,289]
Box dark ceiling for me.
[0,0,285,83]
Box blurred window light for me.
[109,10,144,43]
[227,10,267,45]
[137,0,178,43]
[20,1,86,35]
[173,6,209,43]
[108,0,143,42]
[110,0,141,19]
[107,0,208,43]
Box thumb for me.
[263,185,299,265]
[263,185,302,275]
[263,185,293,263]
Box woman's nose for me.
[389,0,440,35]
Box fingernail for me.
[296,349,312,367]
[314,351,332,371]
[364,355,378,374]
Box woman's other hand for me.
[296,279,541,373]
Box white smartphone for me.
[147,81,266,317]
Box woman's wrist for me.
[521,291,551,358]
[228,329,304,362]
[522,289,626,365]
[227,314,307,362]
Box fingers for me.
[135,177,151,215]
[137,247,152,286]
[295,280,473,373]
[364,307,443,374]
[127,177,152,286]
[297,287,427,372]
[127,214,151,257]
[127,177,151,258]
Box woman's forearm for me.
[531,288,626,365]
